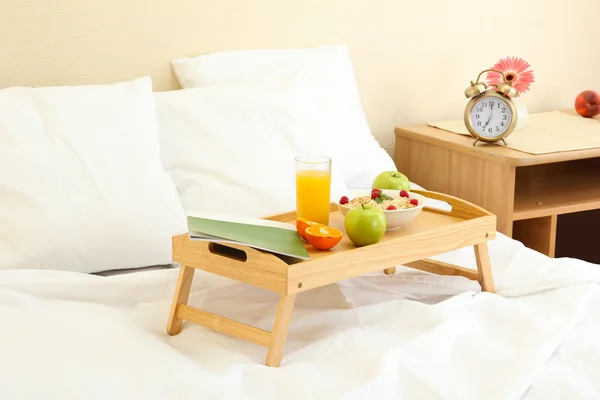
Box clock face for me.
[469,96,513,139]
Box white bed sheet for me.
[1,232,599,400]
[93,264,176,277]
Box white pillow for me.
[0,77,187,273]
[154,80,349,219]
[171,44,398,189]
[172,44,363,109]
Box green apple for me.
[344,204,386,247]
[371,171,410,191]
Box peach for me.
[575,90,600,118]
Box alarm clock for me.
[463,69,519,146]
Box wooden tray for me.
[166,190,497,367]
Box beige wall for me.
[2,0,599,156]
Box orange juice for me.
[295,169,331,226]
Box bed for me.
[3,234,600,400]
[2,4,600,400]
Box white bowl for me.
[335,189,427,231]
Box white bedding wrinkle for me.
[523,288,600,399]
[1,233,599,400]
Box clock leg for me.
[501,139,507,146]
[472,138,480,147]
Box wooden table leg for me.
[265,293,297,367]
[383,267,396,275]
[474,243,495,293]
[166,265,195,335]
[165,267,296,367]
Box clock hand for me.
[482,109,492,130]
[482,102,496,131]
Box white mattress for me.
[1,232,599,400]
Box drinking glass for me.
[295,156,332,226]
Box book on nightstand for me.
[187,212,311,261]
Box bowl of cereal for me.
[336,189,427,230]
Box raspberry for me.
[386,205,397,210]
[339,196,349,205]
[371,189,381,199]
[410,198,419,206]
[399,190,409,198]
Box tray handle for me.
[412,190,493,219]
[173,235,288,267]
[201,240,277,264]
[208,242,248,263]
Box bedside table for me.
[395,124,600,262]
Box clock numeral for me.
[501,121,504,126]
[476,107,483,112]
[495,126,500,132]
[477,121,481,126]
[488,128,493,133]
[503,114,507,120]
[475,114,480,119]
[501,108,506,113]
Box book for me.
[187,212,310,261]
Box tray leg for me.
[265,293,297,367]
[166,264,195,335]
[383,267,396,275]
[474,243,495,293]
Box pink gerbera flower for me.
[486,56,535,96]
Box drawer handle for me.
[208,242,248,263]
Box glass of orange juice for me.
[295,156,332,226]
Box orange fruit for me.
[305,226,343,250]
[296,217,324,241]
